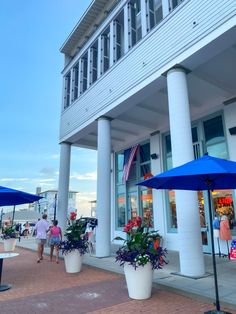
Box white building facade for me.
[36,189,78,221]
[58,0,236,277]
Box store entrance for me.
[127,187,138,220]
[198,191,211,253]
[198,190,235,254]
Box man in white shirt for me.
[35,214,49,263]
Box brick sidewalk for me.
[0,246,235,314]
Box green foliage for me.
[1,224,18,239]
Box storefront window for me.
[165,114,231,233]
[116,153,124,184]
[203,115,227,159]
[117,193,126,227]
[168,191,177,229]
[140,143,151,177]
[141,188,153,226]
[115,142,151,229]
[212,190,235,229]
[128,190,138,219]
[198,191,208,245]
[165,135,172,170]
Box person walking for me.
[48,220,62,264]
[25,221,30,237]
[35,214,49,263]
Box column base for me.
[171,271,212,280]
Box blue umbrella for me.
[138,154,236,314]
[0,186,42,206]
[0,186,43,225]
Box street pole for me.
[0,208,4,232]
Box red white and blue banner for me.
[122,144,139,184]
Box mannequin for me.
[220,215,232,259]
[220,215,232,241]
[213,215,220,238]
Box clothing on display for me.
[220,215,232,241]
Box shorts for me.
[49,236,60,246]
[36,238,47,245]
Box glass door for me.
[198,191,211,253]
[127,187,138,220]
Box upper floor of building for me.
[60,0,188,110]
[59,0,236,150]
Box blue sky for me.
[0,0,97,210]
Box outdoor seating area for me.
[0,238,235,313]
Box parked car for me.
[21,222,36,236]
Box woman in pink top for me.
[48,220,62,263]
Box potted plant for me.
[115,216,167,300]
[1,225,19,251]
[59,212,89,273]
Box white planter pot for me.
[124,262,153,300]
[4,238,17,251]
[63,250,83,273]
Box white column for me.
[167,67,205,277]
[162,0,170,18]
[96,117,111,257]
[141,0,147,37]
[123,3,129,53]
[57,142,71,237]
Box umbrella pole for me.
[217,237,221,257]
[226,241,230,260]
[207,189,221,312]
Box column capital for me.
[162,64,191,77]
[96,115,113,122]
[150,130,160,136]
[59,141,72,146]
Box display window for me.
[164,113,232,234]
[115,142,152,229]
[212,190,235,229]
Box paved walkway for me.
[0,238,235,313]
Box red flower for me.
[154,239,159,250]
[134,216,142,227]
[123,219,136,233]
[70,212,77,221]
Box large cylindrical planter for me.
[63,250,83,273]
[4,238,17,251]
[124,262,153,299]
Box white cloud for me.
[48,154,59,159]
[0,178,29,182]
[38,178,56,183]
[71,172,97,181]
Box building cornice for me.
[60,0,118,56]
